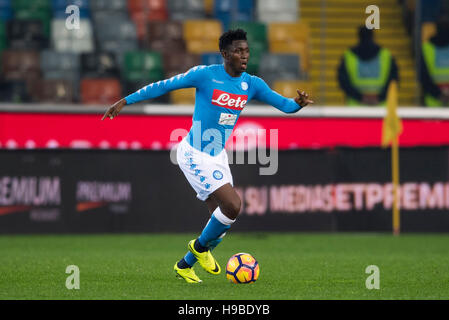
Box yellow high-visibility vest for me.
[344,48,392,106]
[422,41,449,107]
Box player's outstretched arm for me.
[253,77,314,113]
[101,66,207,121]
[101,98,127,120]
[294,89,314,108]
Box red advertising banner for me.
[1,111,449,150]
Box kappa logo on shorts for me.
[213,170,223,180]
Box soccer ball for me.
[226,252,259,284]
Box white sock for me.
[212,207,235,226]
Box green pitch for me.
[1,233,448,300]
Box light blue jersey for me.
[125,64,302,156]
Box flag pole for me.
[382,80,402,236]
[392,131,400,236]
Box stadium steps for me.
[300,0,418,106]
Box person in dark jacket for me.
[420,18,449,107]
[338,26,399,106]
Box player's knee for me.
[223,197,241,220]
[234,197,242,215]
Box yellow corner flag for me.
[382,81,402,147]
[381,81,402,235]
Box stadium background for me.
[0,0,448,234]
[1,0,449,302]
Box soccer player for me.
[102,29,313,283]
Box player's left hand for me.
[295,90,314,107]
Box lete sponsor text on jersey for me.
[211,89,248,110]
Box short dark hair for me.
[358,25,373,41]
[219,29,247,52]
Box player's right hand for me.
[101,99,127,120]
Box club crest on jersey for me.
[211,89,248,110]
